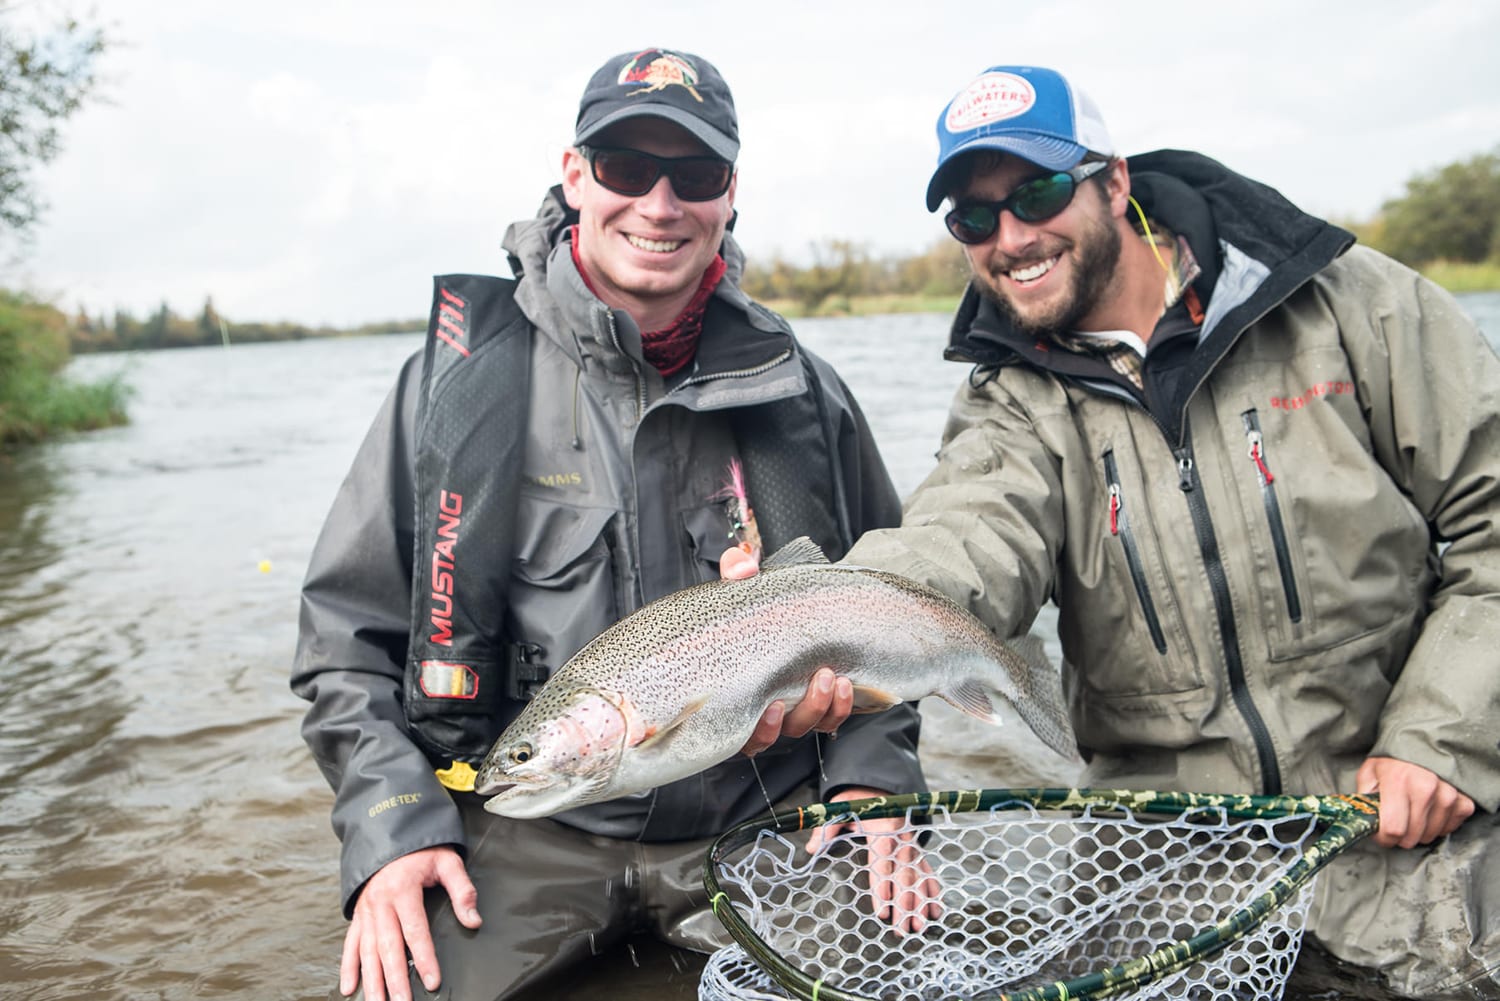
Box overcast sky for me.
[11,0,1500,327]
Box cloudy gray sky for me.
[12,0,1500,327]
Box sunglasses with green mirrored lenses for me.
[944,160,1110,244]
[578,145,734,202]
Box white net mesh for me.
[700,801,1320,1001]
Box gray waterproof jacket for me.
[848,150,1500,810]
[293,190,923,914]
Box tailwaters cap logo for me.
[925,65,1114,212]
[619,49,703,102]
[945,72,1036,131]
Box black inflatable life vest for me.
[401,275,851,785]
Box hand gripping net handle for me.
[703,787,1379,1001]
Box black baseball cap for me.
[574,48,739,162]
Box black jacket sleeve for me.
[291,352,466,916]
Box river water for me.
[2,294,1497,1000]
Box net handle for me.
[703,787,1380,1001]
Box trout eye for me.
[509,743,534,765]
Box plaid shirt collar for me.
[1049,221,1203,391]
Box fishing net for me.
[700,789,1379,1001]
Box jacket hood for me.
[946,149,1355,370]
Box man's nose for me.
[991,208,1040,255]
[633,174,684,218]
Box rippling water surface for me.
[2,295,1495,999]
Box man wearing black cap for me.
[292,48,929,1001]
[833,64,1500,998]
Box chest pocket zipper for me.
[1241,410,1302,623]
[1104,448,1168,654]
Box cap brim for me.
[575,106,739,162]
[925,133,1088,211]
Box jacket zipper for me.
[603,309,647,610]
[1240,410,1302,623]
[1102,449,1168,654]
[674,348,793,390]
[604,310,648,420]
[1174,437,1282,795]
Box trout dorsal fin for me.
[761,536,831,569]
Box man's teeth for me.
[1008,256,1059,282]
[627,235,683,252]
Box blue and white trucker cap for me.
[925,65,1114,211]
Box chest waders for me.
[402,276,850,791]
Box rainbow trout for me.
[475,537,1075,818]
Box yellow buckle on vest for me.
[434,760,478,792]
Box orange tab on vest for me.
[418,660,479,699]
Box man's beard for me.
[977,211,1122,340]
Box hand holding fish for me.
[722,543,858,756]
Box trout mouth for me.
[480,774,605,819]
[472,777,515,797]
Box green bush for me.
[0,289,129,445]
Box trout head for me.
[475,687,630,819]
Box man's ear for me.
[1104,158,1132,219]
[561,147,587,210]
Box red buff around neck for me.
[570,226,727,376]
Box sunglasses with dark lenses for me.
[579,145,734,202]
[944,160,1111,244]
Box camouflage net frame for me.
[700,788,1379,1001]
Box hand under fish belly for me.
[474,537,1074,818]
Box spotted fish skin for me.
[474,537,1076,819]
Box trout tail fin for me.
[1003,633,1080,761]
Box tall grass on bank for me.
[1,290,129,446]
[1419,260,1500,294]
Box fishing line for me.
[634,786,661,843]
[813,731,828,786]
[749,757,777,816]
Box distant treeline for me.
[740,238,971,315]
[747,147,1500,313]
[58,146,1500,350]
[68,298,423,354]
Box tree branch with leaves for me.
[0,5,106,241]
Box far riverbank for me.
[761,260,1500,319]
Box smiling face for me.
[562,117,736,331]
[953,154,1128,338]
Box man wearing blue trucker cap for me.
[838,64,1500,998]
[293,47,928,1001]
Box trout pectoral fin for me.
[633,694,711,749]
[939,681,1002,725]
[849,684,904,713]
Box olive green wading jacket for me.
[853,152,1500,809]
[847,151,1500,991]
